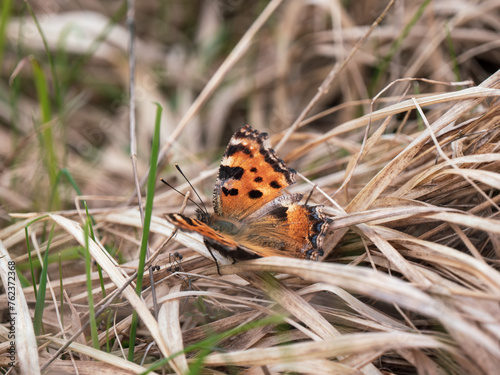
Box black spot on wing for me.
[233,125,267,144]
[260,147,295,185]
[169,214,198,227]
[269,180,281,189]
[219,165,244,181]
[254,177,263,183]
[183,216,195,226]
[250,167,257,172]
[222,187,239,196]
[225,143,252,158]
[270,206,288,221]
[248,190,263,199]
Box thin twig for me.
[128,0,142,224]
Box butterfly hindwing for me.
[237,194,332,259]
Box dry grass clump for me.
[1,1,500,374]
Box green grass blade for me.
[17,272,31,288]
[59,168,83,196]
[128,103,163,361]
[0,0,13,68]
[136,102,162,294]
[25,226,37,298]
[16,246,82,271]
[30,57,52,123]
[24,216,50,295]
[33,224,55,336]
[25,1,62,110]
[84,218,100,350]
[59,254,64,328]
[30,57,60,209]
[84,202,106,298]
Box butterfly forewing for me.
[213,124,296,221]
[166,213,239,251]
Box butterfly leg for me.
[203,239,222,276]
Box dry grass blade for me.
[42,336,157,374]
[244,272,338,340]
[0,241,40,374]
[201,332,449,367]
[158,283,188,373]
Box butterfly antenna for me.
[174,164,209,215]
[160,178,206,213]
[304,184,317,205]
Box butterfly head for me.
[195,208,210,223]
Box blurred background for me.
[1,0,499,217]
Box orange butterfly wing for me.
[165,213,239,251]
[212,125,295,220]
[166,124,331,262]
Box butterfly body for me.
[166,125,331,266]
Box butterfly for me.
[166,124,331,274]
